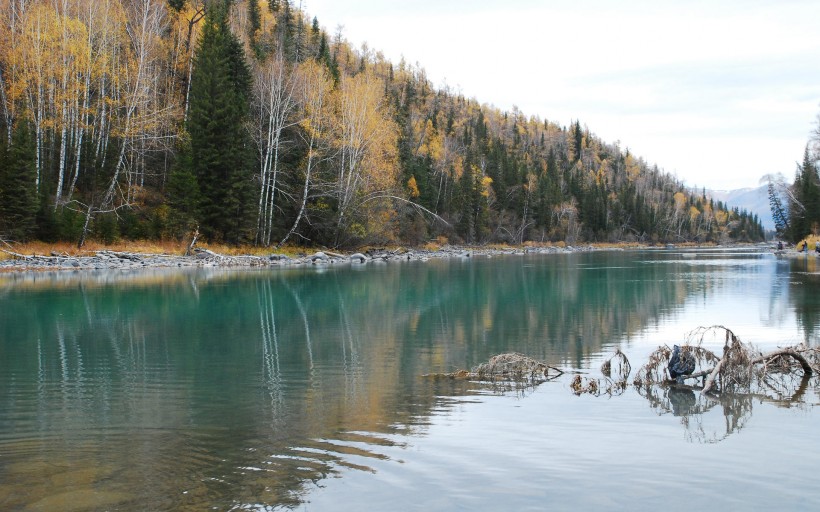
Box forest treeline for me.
[767,128,820,244]
[0,0,764,248]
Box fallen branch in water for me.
[424,353,563,386]
[425,327,819,401]
[751,348,813,375]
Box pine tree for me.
[187,1,254,244]
[768,182,789,237]
[167,137,200,238]
[0,121,39,241]
[248,0,261,39]
[168,0,186,12]
[789,146,820,241]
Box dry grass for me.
[796,235,820,252]
[0,239,309,260]
[0,240,183,259]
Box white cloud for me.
[305,0,820,190]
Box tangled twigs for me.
[601,349,631,380]
[571,375,599,395]
[424,353,563,386]
[633,344,718,387]
[751,348,814,376]
[425,327,819,401]
[570,374,628,396]
[473,353,563,383]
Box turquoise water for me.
[1,248,820,510]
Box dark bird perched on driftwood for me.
[668,345,695,384]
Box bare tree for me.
[251,49,299,246]
[276,59,332,248]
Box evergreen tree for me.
[789,146,820,241]
[187,1,254,244]
[168,0,186,12]
[248,0,261,40]
[0,121,39,241]
[457,163,491,243]
[167,137,200,238]
[768,182,790,238]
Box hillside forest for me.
[0,0,765,248]
[767,132,820,244]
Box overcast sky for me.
[302,0,820,191]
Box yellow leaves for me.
[417,118,443,161]
[524,173,536,193]
[689,205,701,223]
[673,191,686,211]
[407,175,420,198]
[336,71,399,194]
[625,154,642,182]
[480,175,493,198]
[296,59,332,137]
[451,155,465,180]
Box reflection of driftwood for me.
[601,349,631,380]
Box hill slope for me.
[0,1,765,247]
[709,187,774,231]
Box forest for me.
[768,138,820,244]
[0,0,765,249]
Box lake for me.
[1,248,820,511]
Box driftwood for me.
[0,247,75,263]
[185,226,200,256]
[193,248,223,259]
[432,327,818,401]
[424,352,563,386]
[628,326,818,396]
[751,348,813,375]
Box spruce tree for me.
[168,0,185,12]
[167,137,200,238]
[0,121,39,241]
[248,0,261,39]
[768,182,790,238]
[187,1,253,244]
[789,146,820,241]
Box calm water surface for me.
[1,248,820,510]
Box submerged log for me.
[424,353,563,385]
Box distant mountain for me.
[708,186,774,231]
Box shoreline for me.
[0,242,778,274]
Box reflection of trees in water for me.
[1,253,809,509]
[787,257,820,344]
[764,259,791,327]
[258,280,285,428]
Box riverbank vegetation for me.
[0,0,764,250]
[766,113,820,245]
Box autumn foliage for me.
[0,1,764,248]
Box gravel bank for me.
[0,245,598,273]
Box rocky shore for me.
[2,241,784,273]
[0,245,600,273]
